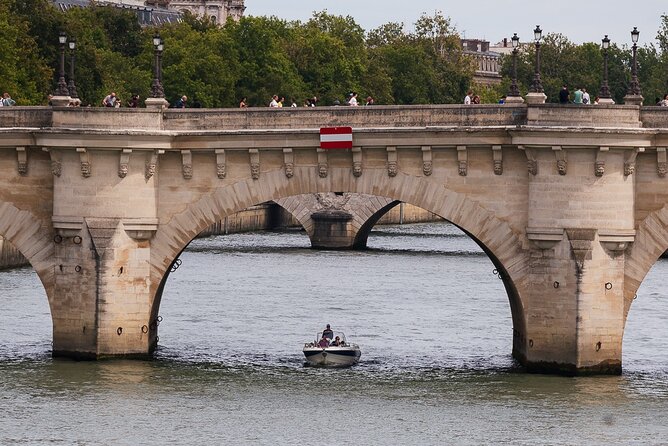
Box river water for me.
[1,222,668,444]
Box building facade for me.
[461,39,503,85]
[167,0,245,25]
[52,0,245,26]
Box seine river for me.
[1,222,668,445]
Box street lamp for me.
[626,27,641,96]
[507,33,521,97]
[54,31,70,97]
[150,33,165,98]
[597,35,614,103]
[67,38,78,99]
[525,25,547,104]
[529,25,544,93]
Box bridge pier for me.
[517,229,627,375]
[274,193,400,250]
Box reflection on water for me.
[1,222,668,444]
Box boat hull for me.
[303,346,361,367]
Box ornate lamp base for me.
[525,92,547,104]
[145,98,169,109]
[504,95,525,104]
[50,95,72,107]
[623,95,643,106]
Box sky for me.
[245,0,668,46]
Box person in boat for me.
[317,336,329,348]
[322,324,334,340]
[330,336,341,347]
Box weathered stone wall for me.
[0,236,28,269]
[2,104,668,373]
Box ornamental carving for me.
[285,162,294,178]
[388,161,398,177]
[624,162,635,176]
[493,159,503,175]
[423,161,433,176]
[658,162,667,178]
[557,159,567,176]
[458,161,467,176]
[595,160,605,177]
[81,162,91,178]
[318,163,328,178]
[182,164,193,179]
[217,163,226,179]
[316,192,351,210]
[353,162,362,177]
[118,163,129,178]
[527,159,538,176]
[250,162,260,179]
[145,161,156,179]
[51,160,62,177]
[18,161,28,176]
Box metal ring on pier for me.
[116,327,123,336]
[553,281,560,289]
[141,325,148,334]
[157,315,163,323]
[596,341,602,351]
[54,235,63,244]
[605,282,612,290]
[75,265,82,273]
[73,236,82,245]
[529,339,534,347]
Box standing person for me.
[278,96,285,107]
[365,96,374,106]
[573,87,583,104]
[269,95,279,107]
[348,92,359,106]
[582,88,591,105]
[659,94,668,106]
[2,92,16,106]
[464,90,473,105]
[102,92,117,107]
[173,95,187,108]
[558,85,569,104]
[290,99,297,107]
[472,95,481,104]
[322,324,334,340]
[127,94,140,108]
[239,97,248,108]
[310,96,318,107]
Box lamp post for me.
[54,32,70,98]
[598,35,614,104]
[146,33,169,108]
[505,33,524,103]
[67,38,78,99]
[526,25,547,104]
[150,33,165,98]
[624,27,643,105]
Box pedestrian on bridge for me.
[559,85,569,104]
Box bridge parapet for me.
[3,104,668,133]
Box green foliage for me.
[3,6,668,108]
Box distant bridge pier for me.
[275,193,400,250]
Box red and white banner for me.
[320,127,353,150]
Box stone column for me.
[521,147,634,374]
[50,149,159,358]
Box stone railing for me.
[2,104,667,133]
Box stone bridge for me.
[2,103,668,375]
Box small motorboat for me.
[303,331,361,367]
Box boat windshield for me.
[316,331,348,344]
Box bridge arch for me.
[149,167,529,356]
[624,205,668,322]
[0,201,55,308]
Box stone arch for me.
[273,193,399,248]
[0,201,55,304]
[149,167,529,346]
[624,206,668,322]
